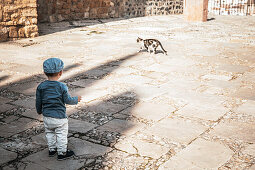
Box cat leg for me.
[137,47,143,53]
[153,48,157,54]
[146,47,150,53]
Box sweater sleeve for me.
[62,84,78,105]
[35,86,42,114]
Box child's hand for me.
[78,96,82,102]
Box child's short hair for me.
[44,71,60,77]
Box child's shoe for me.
[57,150,74,161]
[49,149,57,157]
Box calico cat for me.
[137,37,167,55]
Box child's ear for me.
[59,70,63,76]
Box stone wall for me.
[37,0,121,23]
[0,0,39,42]
[121,0,183,17]
[37,0,183,23]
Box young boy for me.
[36,58,81,161]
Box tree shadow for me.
[0,52,141,169]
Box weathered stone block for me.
[234,100,255,117]
[0,147,17,165]
[77,2,84,9]
[0,103,16,113]
[24,25,38,37]
[8,81,38,96]
[49,15,56,23]
[176,103,229,121]
[22,8,37,17]
[18,27,25,37]
[0,10,2,22]
[84,12,89,18]
[159,138,233,169]
[143,117,207,144]
[21,149,86,169]
[121,101,175,122]
[11,97,35,109]
[0,118,41,138]
[98,7,108,14]
[115,137,170,159]
[8,26,18,38]
[0,26,8,42]
[97,119,145,136]
[69,137,112,157]
[210,120,255,143]
[21,109,43,121]
[68,118,96,134]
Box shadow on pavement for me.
[0,52,141,169]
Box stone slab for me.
[68,118,97,134]
[66,107,79,116]
[159,138,233,170]
[201,74,233,81]
[7,81,38,96]
[31,133,47,146]
[115,137,170,159]
[2,115,19,123]
[210,121,255,143]
[163,84,226,108]
[243,144,255,156]
[69,137,112,157]
[231,88,255,101]
[0,96,11,104]
[11,97,35,109]
[97,119,145,136]
[240,72,255,84]
[0,103,16,113]
[142,63,173,73]
[10,64,42,74]
[113,74,153,86]
[0,118,41,138]
[250,164,255,170]
[112,67,138,75]
[19,163,49,170]
[21,149,86,170]
[234,100,255,117]
[21,109,43,121]
[69,87,110,103]
[176,103,229,121]
[86,100,128,115]
[143,118,207,144]
[83,68,109,78]
[69,79,96,88]
[206,79,241,91]
[216,65,250,73]
[134,86,168,101]
[126,101,175,122]
[0,147,17,165]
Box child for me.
[36,58,81,161]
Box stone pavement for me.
[0,14,255,170]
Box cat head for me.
[137,37,143,43]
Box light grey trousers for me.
[43,116,68,154]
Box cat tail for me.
[159,42,167,55]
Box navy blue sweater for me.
[36,80,78,119]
